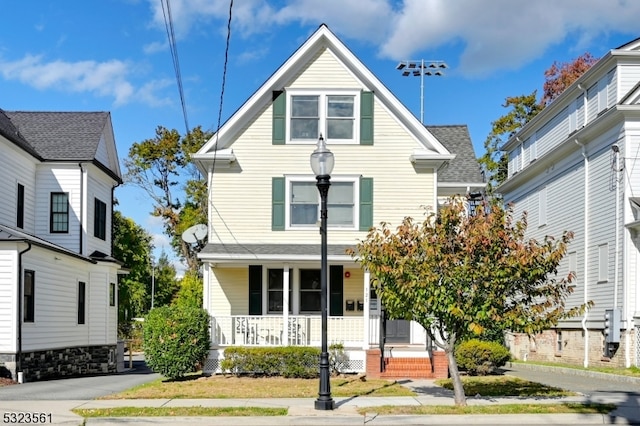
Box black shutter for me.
[248,265,262,315]
[329,265,343,316]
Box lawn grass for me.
[73,406,287,418]
[358,402,616,416]
[103,374,415,399]
[435,375,576,397]
[511,360,640,377]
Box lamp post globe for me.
[311,134,335,411]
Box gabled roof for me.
[3,111,122,182]
[195,24,451,168]
[426,125,485,185]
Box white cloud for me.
[0,54,173,107]
[150,0,640,77]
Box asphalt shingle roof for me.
[3,111,109,161]
[0,109,41,159]
[426,124,484,184]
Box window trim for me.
[284,175,360,231]
[94,198,107,240]
[50,192,70,233]
[286,89,360,145]
[78,281,86,325]
[109,283,116,307]
[17,183,24,229]
[23,269,35,323]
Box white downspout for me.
[363,269,371,350]
[576,139,590,367]
[283,264,290,346]
[613,145,621,311]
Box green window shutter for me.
[272,91,286,145]
[329,265,344,317]
[272,177,285,231]
[359,177,373,231]
[248,265,263,315]
[360,91,374,145]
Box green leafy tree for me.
[480,53,598,192]
[171,271,204,308]
[124,126,211,274]
[349,197,590,406]
[112,210,153,324]
[150,252,180,308]
[143,305,211,380]
[480,91,543,192]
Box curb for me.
[507,362,640,385]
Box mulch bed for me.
[0,378,17,387]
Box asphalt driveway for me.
[0,358,160,401]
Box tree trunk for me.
[446,348,467,406]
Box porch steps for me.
[380,356,436,379]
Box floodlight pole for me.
[396,59,448,124]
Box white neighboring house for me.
[192,24,484,378]
[0,110,124,381]
[499,37,640,368]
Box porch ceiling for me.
[198,243,357,265]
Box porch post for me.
[283,264,290,346]
[363,269,371,350]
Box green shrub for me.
[221,346,320,378]
[455,339,511,376]
[143,305,211,380]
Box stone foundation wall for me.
[506,328,636,368]
[1,345,117,382]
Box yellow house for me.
[193,24,484,377]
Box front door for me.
[385,319,410,344]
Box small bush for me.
[221,346,320,378]
[329,343,349,375]
[455,339,511,376]
[143,305,211,380]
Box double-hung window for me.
[299,269,321,313]
[50,192,69,233]
[288,177,357,229]
[24,270,35,322]
[94,198,107,240]
[289,92,357,143]
[17,183,24,229]
[267,269,293,313]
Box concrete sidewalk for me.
[2,362,640,425]
[2,389,637,425]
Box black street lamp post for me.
[310,134,335,411]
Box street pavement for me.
[0,358,638,425]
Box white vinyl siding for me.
[86,171,114,256]
[618,64,640,98]
[536,106,570,159]
[0,142,37,234]
[35,165,81,252]
[538,186,547,227]
[0,250,17,352]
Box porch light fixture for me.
[310,134,335,410]
[396,59,448,124]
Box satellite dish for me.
[182,223,208,244]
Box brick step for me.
[381,357,436,379]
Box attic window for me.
[288,90,358,144]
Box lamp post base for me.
[314,398,335,410]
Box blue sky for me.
[0,0,638,273]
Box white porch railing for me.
[210,315,382,348]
